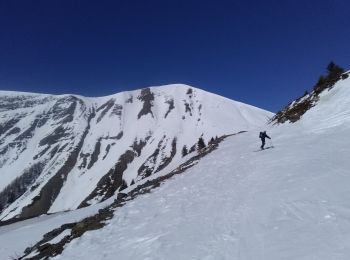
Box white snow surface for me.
[0,196,115,259]
[52,78,350,260]
[1,79,350,259]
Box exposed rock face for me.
[137,88,154,119]
[0,85,271,221]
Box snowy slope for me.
[1,75,350,259]
[50,76,350,259]
[54,129,350,260]
[0,198,113,259]
[0,85,271,221]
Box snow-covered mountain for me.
[0,85,271,222]
[3,70,350,260]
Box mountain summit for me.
[0,84,271,221]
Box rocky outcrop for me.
[272,64,349,124]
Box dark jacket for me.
[259,132,271,141]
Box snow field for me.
[54,118,350,259]
[53,80,350,259]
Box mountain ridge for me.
[0,84,272,222]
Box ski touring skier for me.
[259,131,271,150]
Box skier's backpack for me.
[259,132,263,138]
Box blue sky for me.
[1,0,350,112]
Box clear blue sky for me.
[1,0,350,112]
